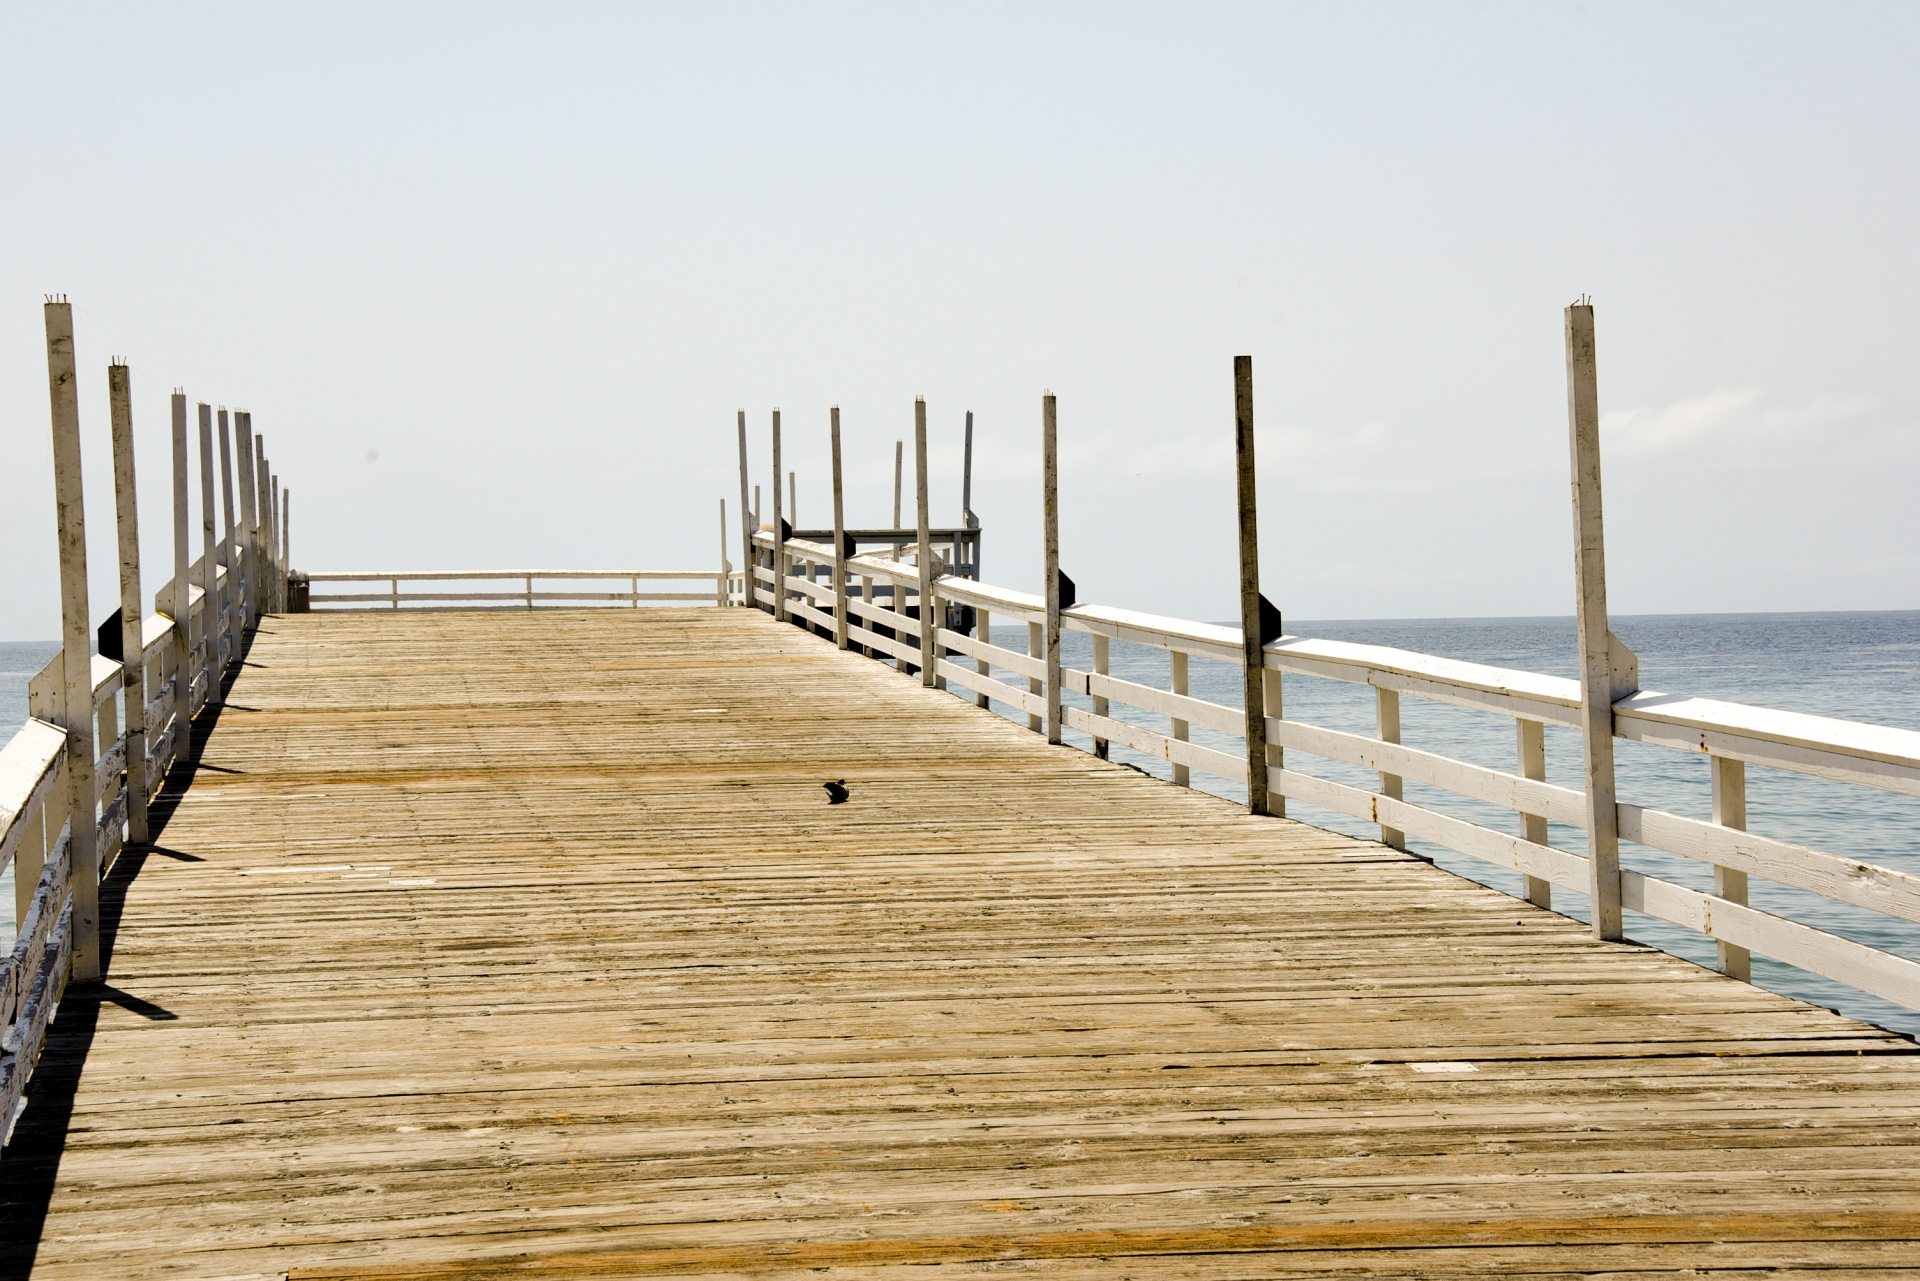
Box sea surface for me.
[4,614,1918,1038]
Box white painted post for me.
[1233,356,1274,816]
[736,410,756,611]
[1374,688,1404,850]
[1565,301,1629,942]
[1712,754,1751,980]
[974,608,991,709]
[233,412,258,622]
[197,403,219,679]
[771,409,787,624]
[44,299,102,986]
[831,407,848,649]
[169,392,190,766]
[216,408,239,660]
[1516,719,1552,908]
[1091,634,1109,759]
[1170,650,1190,787]
[915,399,935,687]
[108,362,149,845]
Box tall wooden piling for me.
[44,299,101,986]
[169,392,191,754]
[771,410,786,623]
[1517,719,1552,908]
[914,399,935,686]
[197,404,218,669]
[1042,392,1062,743]
[831,407,848,649]
[1565,302,1627,941]
[735,411,755,610]
[108,362,149,845]
[1233,357,1273,816]
[233,413,258,617]
[255,447,273,612]
[216,409,239,660]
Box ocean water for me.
[4,615,1917,1038]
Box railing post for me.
[394,577,402,610]
[717,500,730,606]
[45,298,102,986]
[915,398,935,688]
[736,410,756,611]
[108,361,149,846]
[892,438,903,556]
[771,409,787,624]
[196,403,219,678]
[522,575,531,609]
[169,392,190,766]
[216,408,239,659]
[1711,754,1751,980]
[974,608,991,709]
[1170,650,1190,787]
[1374,688,1404,849]
[1564,301,1633,941]
[1233,356,1275,816]
[1026,621,1043,733]
[1091,634,1109,759]
[1516,718,1552,908]
[831,407,848,649]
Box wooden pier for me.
[8,298,1920,1276]
[4,608,1919,1278]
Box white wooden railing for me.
[2,301,292,1154]
[304,569,739,610]
[757,530,1920,1018]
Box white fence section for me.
[757,529,1920,1021]
[305,569,740,610]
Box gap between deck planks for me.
[2,608,1917,1280]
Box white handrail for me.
[758,547,1920,1016]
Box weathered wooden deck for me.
[4,608,1919,1279]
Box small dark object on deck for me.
[824,780,849,804]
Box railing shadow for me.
[0,628,256,1280]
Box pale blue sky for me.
[2,2,1916,638]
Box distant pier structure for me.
[2,298,1917,1277]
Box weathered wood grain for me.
[4,608,1917,1280]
